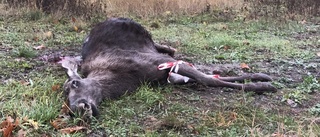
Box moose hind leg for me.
[167,72,196,84]
[217,73,273,83]
[175,63,277,93]
[154,43,176,57]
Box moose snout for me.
[70,99,94,117]
[70,99,98,116]
[78,102,91,110]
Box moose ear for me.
[71,80,81,89]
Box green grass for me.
[151,19,314,63]
[0,11,319,136]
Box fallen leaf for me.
[52,19,59,24]
[23,118,38,130]
[299,20,306,24]
[148,116,157,122]
[175,41,181,46]
[187,124,194,130]
[0,118,8,128]
[33,44,46,50]
[221,24,228,30]
[193,130,199,135]
[24,42,31,46]
[14,58,24,62]
[164,11,171,15]
[51,118,68,130]
[19,80,30,86]
[22,117,28,121]
[223,45,230,50]
[73,26,78,32]
[1,122,13,137]
[287,99,297,108]
[271,132,284,137]
[51,84,61,91]
[203,22,207,25]
[0,116,19,137]
[33,36,39,41]
[229,112,237,121]
[14,118,19,126]
[6,116,14,123]
[71,17,76,23]
[60,102,71,114]
[317,52,320,57]
[240,63,250,69]
[217,121,225,127]
[29,120,38,130]
[243,40,250,45]
[59,126,86,134]
[43,31,53,39]
[17,129,27,137]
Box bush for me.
[244,0,320,20]
[3,0,242,18]
[5,0,103,17]
[3,0,319,19]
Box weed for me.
[282,75,320,104]
[282,90,306,104]
[309,104,320,116]
[298,75,320,93]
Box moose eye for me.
[71,80,80,89]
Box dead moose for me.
[59,17,277,117]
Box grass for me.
[0,9,320,136]
[5,0,244,17]
[151,19,314,63]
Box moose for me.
[60,17,277,117]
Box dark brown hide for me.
[62,18,276,117]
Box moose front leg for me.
[174,63,277,93]
[154,43,176,57]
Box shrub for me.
[3,0,243,17]
[244,0,320,20]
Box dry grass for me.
[102,0,244,17]
[3,0,244,17]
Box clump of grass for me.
[282,75,320,104]
[0,75,64,135]
[309,104,320,116]
[298,75,320,93]
[4,0,244,18]
[24,10,44,21]
[12,46,37,58]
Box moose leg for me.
[174,64,277,93]
[154,43,176,57]
[213,73,273,82]
[168,73,272,84]
[167,72,196,84]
